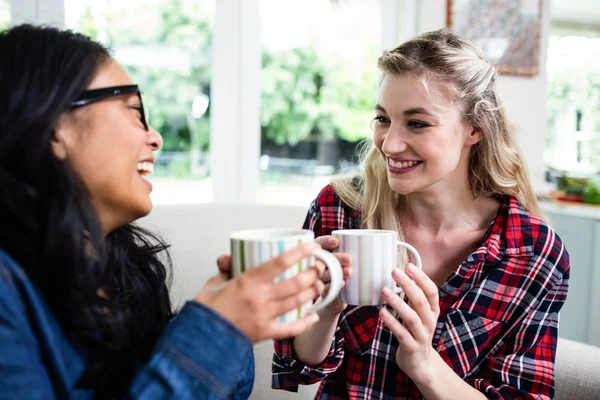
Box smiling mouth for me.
[387,158,423,169]
[136,161,154,177]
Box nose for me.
[381,124,408,155]
[147,125,163,151]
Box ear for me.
[465,127,483,146]
[50,114,72,160]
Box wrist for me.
[318,306,344,320]
[410,352,444,388]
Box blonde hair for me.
[333,29,541,239]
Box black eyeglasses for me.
[69,84,148,131]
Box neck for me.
[93,201,124,237]
[402,161,495,235]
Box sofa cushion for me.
[555,337,600,400]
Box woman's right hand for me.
[314,235,352,316]
[195,242,327,344]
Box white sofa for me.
[141,203,600,400]
[141,203,319,399]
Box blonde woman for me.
[272,30,570,399]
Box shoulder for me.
[312,184,344,210]
[305,179,362,233]
[312,176,363,210]
[0,248,34,321]
[0,249,29,290]
[311,181,361,218]
[531,213,570,280]
[504,196,570,282]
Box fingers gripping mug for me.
[332,229,422,306]
[230,229,343,322]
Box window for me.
[258,0,382,205]
[0,0,9,30]
[66,0,215,203]
[546,29,600,173]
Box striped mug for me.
[230,229,343,322]
[332,229,422,306]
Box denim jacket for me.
[0,248,254,399]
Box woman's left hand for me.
[379,263,441,383]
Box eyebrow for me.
[375,104,437,117]
[403,107,436,117]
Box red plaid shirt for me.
[273,184,570,399]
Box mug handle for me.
[306,249,343,313]
[394,242,423,294]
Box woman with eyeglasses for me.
[0,24,336,399]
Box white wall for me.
[415,0,551,191]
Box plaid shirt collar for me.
[474,195,534,264]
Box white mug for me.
[230,229,343,322]
[332,229,422,306]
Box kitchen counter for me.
[540,200,600,220]
[538,202,600,347]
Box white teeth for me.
[388,158,420,169]
[136,161,154,176]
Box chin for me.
[387,176,417,195]
[131,199,153,221]
[389,186,414,196]
[139,202,153,218]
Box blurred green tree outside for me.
[0,0,10,30]
[75,0,377,175]
[77,0,212,154]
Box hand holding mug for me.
[196,242,327,343]
[197,229,345,343]
[313,235,353,316]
